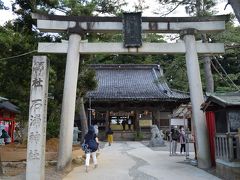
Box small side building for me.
[0,98,20,143]
[202,92,240,168]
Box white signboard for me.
[170,118,188,126]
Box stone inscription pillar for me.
[57,33,81,170]
[181,29,211,169]
[26,56,49,180]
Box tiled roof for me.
[87,64,189,102]
[0,101,20,113]
[205,92,240,107]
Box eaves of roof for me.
[207,92,240,106]
[0,101,20,113]
[203,92,240,110]
[87,64,190,102]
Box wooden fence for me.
[215,133,240,162]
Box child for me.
[106,127,113,146]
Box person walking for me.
[179,126,186,154]
[106,127,114,146]
[82,126,99,172]
[121,120,126,131]
[170,126,180,155]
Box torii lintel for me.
[32,13,229,33]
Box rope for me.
[0,42,55,61]
[0,50,37,61]
[211,60,237,90]
[213,57,240,91]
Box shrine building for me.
[85,64,190,139]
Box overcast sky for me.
[0,0,235,26]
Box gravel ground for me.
[0,141,107,180]
[0,167,66,180]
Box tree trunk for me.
[196,0,203,16]
[229,0,240,23]
[202,33,214,93]
[196,1,214,92]
[77,97,88,142]
[203,56,214,92]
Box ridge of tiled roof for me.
[87,64,190,102]
[205,91,240,106]
[0,96,8,102]
[90,64,161,70]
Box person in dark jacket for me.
[82,125,98,172]
[1,129,10,144]
[170,126,180,155]
[121,120,126,131]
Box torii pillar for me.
[181,29,211,169]
[57,32,81,171]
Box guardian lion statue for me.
[149,125,165,147]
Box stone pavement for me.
[64,141,221,180]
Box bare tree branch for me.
[224,2,230,10]
[160,1,183,16]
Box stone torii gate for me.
[29,13,227,177]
